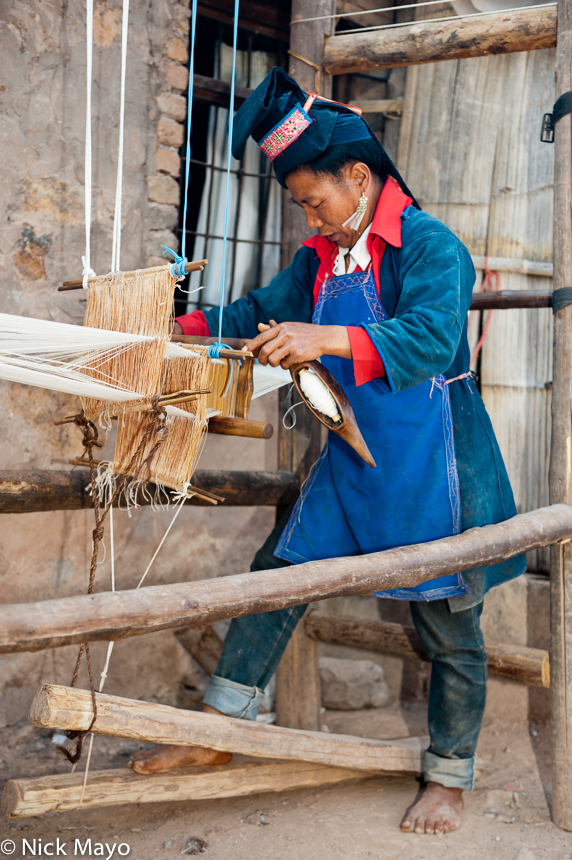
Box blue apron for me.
[275,267,469,601]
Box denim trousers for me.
[204,511,488,791]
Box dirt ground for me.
[1,703,571,860]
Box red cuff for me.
[347,326,385,386]
[175,310,210,337]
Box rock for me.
[181,837,207,855]
[245,810,270,826]
[319,657,391,710]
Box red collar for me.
[302,177,413,301]
[302,176,412,256]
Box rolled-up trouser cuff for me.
[203,674,265,720]
[423,750,476,791]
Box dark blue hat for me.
[232,67,417,202]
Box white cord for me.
[136,496,187,589]
[110,0,130,273]
[83,0,95,289]
[291,0,554,24]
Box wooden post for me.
[274,0,335,730]
[550,0,572,831]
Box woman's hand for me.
[245,321,352,368]
[170,319,183,335]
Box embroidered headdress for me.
[232,67,415,197]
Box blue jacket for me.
[203,208,526,610]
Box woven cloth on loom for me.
[114,345,212,494]
[81,265,176,421]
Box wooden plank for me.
[1,504,571,655]
[323,6,557,74]
[276,610,322,731]
[354,98,403,115]
[549,0,572,831]
[305,614,551,688]
[0,469,299,513]
[1,759,377,818]
[29,685,424,775]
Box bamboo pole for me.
[29,685,424,775]
[549,0,572,831]
[305,614,551,688]
[322,6,557,74]
[0,505,571,655]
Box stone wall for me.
[0,0,277,726]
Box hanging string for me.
[82,0,96,289]
[217,0,240,343]
[470,257,500,369]
[161,1,197,282]
[110,0,130,273]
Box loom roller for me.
[257,321,376,469]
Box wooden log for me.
[0,469,298,513]
[1,504,571,654]
[207,416,273,439]
[1,759,375,818]
[275,609,322,731]
[322,6,557,75]
[354,98,403,115]
[470,291,553,310]
[305,614,551,688]
[549,0,572,831]
[29,685,424,775]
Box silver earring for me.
[342,191,368,231]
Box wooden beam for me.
[192,74,252,109]
[322,6,557,74]
[0,469,298,514]
[470,290,553,310]
[549,0,572,832]
[29,685,424,775]
[1,504,571,654]
[1,760,376,818]
[305,614,551,688]
[196,0,290,43]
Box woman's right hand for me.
[170,320,183,335]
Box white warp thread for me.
[83,0,95,289]
[110,0,130,273]
[298,369,341,420]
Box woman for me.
[130,68,525,835]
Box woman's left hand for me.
[245,321,352,368]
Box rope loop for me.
[161,245,188,280]
[208,342,234,396]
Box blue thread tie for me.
[208,341,235,398]
[161,245,188,280]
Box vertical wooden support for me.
[274,0,334,729]
[275,610,322,731]
[550,0,572,831]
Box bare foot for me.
[400,782,463,834]
[128,744,231,774]
[128,705,232,774]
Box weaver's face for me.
[286,164,366,248]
